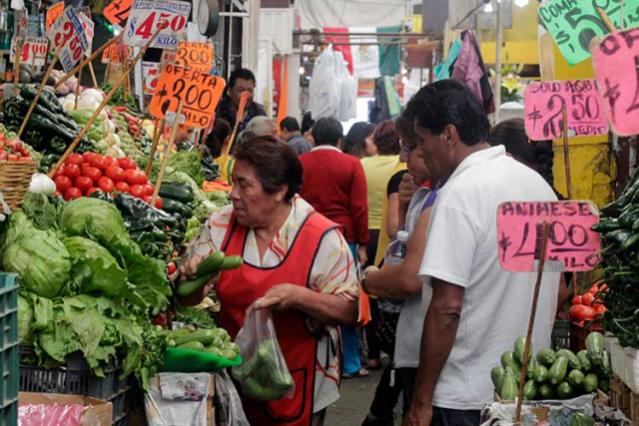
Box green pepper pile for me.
[0,87,96,171]
[492,333,610,401]
[593,168,639,349]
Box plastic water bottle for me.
[385,230,409,266]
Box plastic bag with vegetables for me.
[231,306,294,401]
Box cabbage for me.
[63,236,132,298]
[2,213,70,298]
[18,294,33,344]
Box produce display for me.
[165,326,239,359]
[594,169,639,349]
[569,281,607,325]
[491,333,610,401]
[0,130,33,161]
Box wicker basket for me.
[0,160,35,210]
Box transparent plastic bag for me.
[231,305,295,401]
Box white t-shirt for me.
[419,146,560,410]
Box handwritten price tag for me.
[174,41,214,73]
[46,2,64,31]
[148,63,225,129]
[142,61,160,94]
[538,0,639,65]
[101,43,134,64]
[103,0,133,26]
[79,13,94,56]
[524,80,608,140]
[592,28,639,136]
[123,0,191,49]
[497,201,601,272]
[10,37,48,66]
[46,7,88,72]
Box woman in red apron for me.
[178,136,359,426]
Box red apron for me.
[216,211,337,426]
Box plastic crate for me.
[570,321,605,352]
[551,319,570,350]
[19,347,134,425]
[0,273,19,426]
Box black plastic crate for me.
[551,319,571,350]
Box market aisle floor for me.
[325,367,402,426]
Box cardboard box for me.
[19,392,112,426]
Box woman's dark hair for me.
[205,119,232,158]
[395,114,420,151]
[301,111,315,134]
[234,135,302,201]
[343,122,375,158]
[372,120,401,155]
[405,79,490,146]
[488,118,555,188]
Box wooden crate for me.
[609,375,639,424]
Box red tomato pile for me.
[53,152,162,207]
[0,133,32,161]
[569,282,608,325]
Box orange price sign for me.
[174,41,214,73]
[46,2,64,32]
[148,63,226,129]
[103,0,134,26]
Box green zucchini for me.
[196,252,226,276]
[556,349,581,370]
[523,379,537,400]
[583,373,598,392]
[537,348,557,367]
[178,341,205,351]
[177,275,211,297]
[577,350,592,372]
[160,183,195,203]
[491,366,505,390]
[549,356,569,385]
[219,255,243,271]
[162,198,189,216]
[532,365,549,384]
[557,381,574,399]
[586,332,604,362]
[567,369,585,388]
[538,383,554,399]
[499,370,518,401]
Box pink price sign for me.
[524,80,608,140]
[592,27,639,136]
[497,201,601,272]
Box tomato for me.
[64,187,83,200]
[103,156,117,169]
[595,304,607,315]
[54,190,61,197]
[98,176,115,193]
[75,176,93,193]
[154,197,163,209]
[118,157,137,170]
[133,170,148,185]
[123,168,138,185]
[82,152,95,163]
[130,184,144,198]
[66,153,84,166]
[581,293,594,307]
[115,181,130,193]
[54,175,73,192]
[86,187,100,197]
[571,295,582,306]
[142,183,154,196]
[105,165,125,182]
[0,152,8,161]
[64,163,81,179]
[7,154,18,161]
[167,262,177,275]
[569,305,595,322]
[83,166,102,183]
[90,154,107,170]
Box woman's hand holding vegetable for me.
[176,253,219,306]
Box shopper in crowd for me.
[216,68,267,134]
[361,119,403,370]
[362,114,435,426]
[301,111,315,143]
[205,119,234,184]
[300,117,369,379]
[343,122,376,159]
[402,80,560,426]
[245,116,277,137]
[280,116,313,155]
[179,136,358,426]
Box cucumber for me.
[177,275,211,297]
[167,328,192,339]
[504,365,520,384]
[586,332,604,362]
[219,255,243,271]
[532,365,549,384]
[600,351,611,377]
[549,356,569,385]
[557,381,574,399]
[161,198,189,216]
[523,379,537,401]
[499,370,518,401]
[527,357,540,379]
[577,350,592,372]
[196,252,226,276]
[583,373,598,393]
[567,369,585,388]
[557,349,581,370]
[537,348,557,367]
[538,383,554,400]
[514,337,531,365]
[160,183,195,203]
[178,341,205,351]
[491,366,505,390]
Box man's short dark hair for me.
[404,79,490,146]
[301,111,314,134]
[311,117,343,147]
[280,117,300,132]
[229,68,256,88]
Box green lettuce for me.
[18,294,33,344]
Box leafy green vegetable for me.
[20,193,59,230]
[2,212,70,298]
[63,236,132,298]
[175,305,217,329]
[18,294,33,344]
[167,151,205,186]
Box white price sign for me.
[142,61,160,94]
[10,37,48,66]
[46,7,88,72]
[79,13,94,56]
[123,0,191,49]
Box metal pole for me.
[493,0,503,125]
[227,1,234,81]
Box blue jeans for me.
[342,243,362,374]
[431,407,481,426]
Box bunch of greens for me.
[166,151,205,187]
[175,305,217,329]
[162,169,229,222]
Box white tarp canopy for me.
[295,0,411,29]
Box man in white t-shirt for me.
[402,80,560,426]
